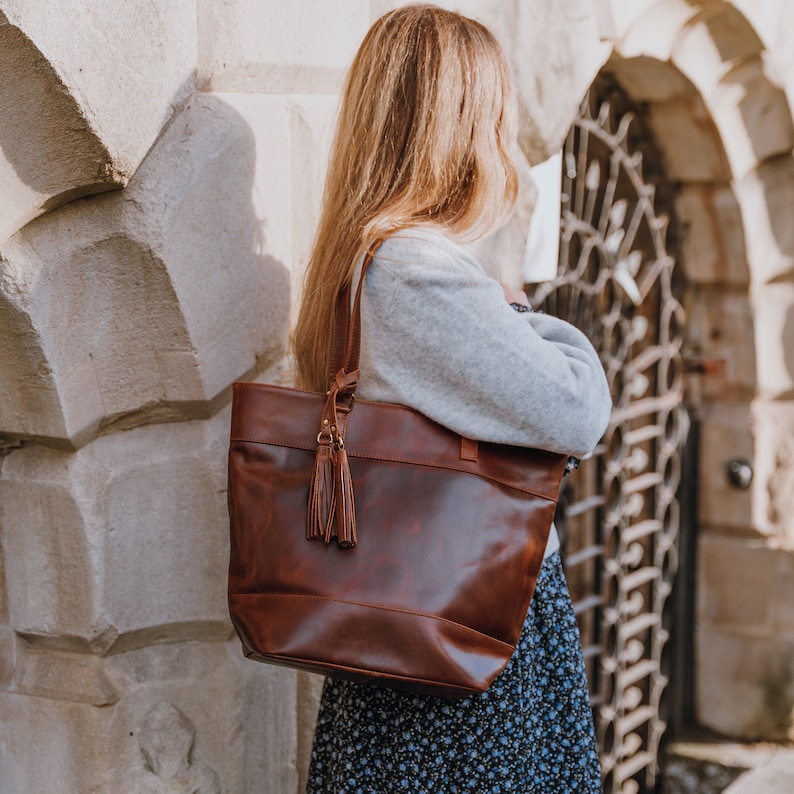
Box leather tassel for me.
[307,443,336,541]
[333,446,357,547]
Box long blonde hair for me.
[293,4,518,391]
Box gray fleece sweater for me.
[353,227,612,557]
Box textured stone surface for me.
[0,0,197,243]
[675,184,749,285]
[648,97,733,182]
[684,289,756,401]
[133,702,221,793]
[197,0,370,93]
[0,12,120,246]
[697,402,754,532]
[0,689,114,792]
[671,3,764,101]
[697,535,786,633]
[734,154,794,286]
[752,282,794,399]
[0,639,295,793]
[0,94,290,447]
[708,60,794,180]
[0,412,230,649]
[218,92,340,316]
[751,400,794,542]
[616,0,701,62]
[607,55,699,103]
[728,0,794,119]
[695,626,794,740]
[725,748,794,792]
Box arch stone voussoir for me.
[707,60,794,180]
[618,0,792,182]
[615,0,703,63]
[733,154,794,286]
[669,2,764,99]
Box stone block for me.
[616,0,701,62]
[696,535,779,632]
[0,0,197,243]
[601,1,660,40]
[751,399,794,544]
[607,55,697,103]
[14,645,119,705]
[670,4,763,102]
[0,13,121,246]
[771,548,794,637]
[696,401,754,532]
[0,639,296,793]
[0,626,16,689]
[752,283,794,399]
[684,289,756,401]
[648,97,732,183]
[695,627,794,741]
[236,652,302,794]
[0,457,108,646]
[219,92,340,318]
[674,184,749,286]
[0,412,231,650]
[122,94,292,406]
[724,749,794,794]
[197,0,370,93]
[0,689,115,792]
[507,0,611,161]
[707,60,794,181]
[0,94,291,446]
[107,640,300,794]
[734,154,794,286]
[728,0,794,122]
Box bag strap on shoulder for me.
[309,241,384,548]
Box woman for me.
[294,5,611,792]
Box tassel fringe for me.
[307,443,336,541]
[333,446,357,547]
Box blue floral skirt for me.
[305,551,602,793]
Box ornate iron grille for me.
[528,78,687,794]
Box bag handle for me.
[308,242,383,548]
[328,241,383,386]
[309,239,477,547]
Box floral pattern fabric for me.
[306,551,602,793]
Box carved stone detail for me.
[134,702,220,794]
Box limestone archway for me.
[603,0,794,746]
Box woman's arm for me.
[356,231,612,456]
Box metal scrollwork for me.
[529,78,687,794]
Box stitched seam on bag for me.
[230,592,515,650]
[229,437,561,502]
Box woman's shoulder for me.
[374,227,485,278]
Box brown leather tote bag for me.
[227,243,568,698]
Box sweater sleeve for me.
[356,230,612,457]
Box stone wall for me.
[600,0,794,742]
[1,1,793,791]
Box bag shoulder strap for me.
[328,240,383,386]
